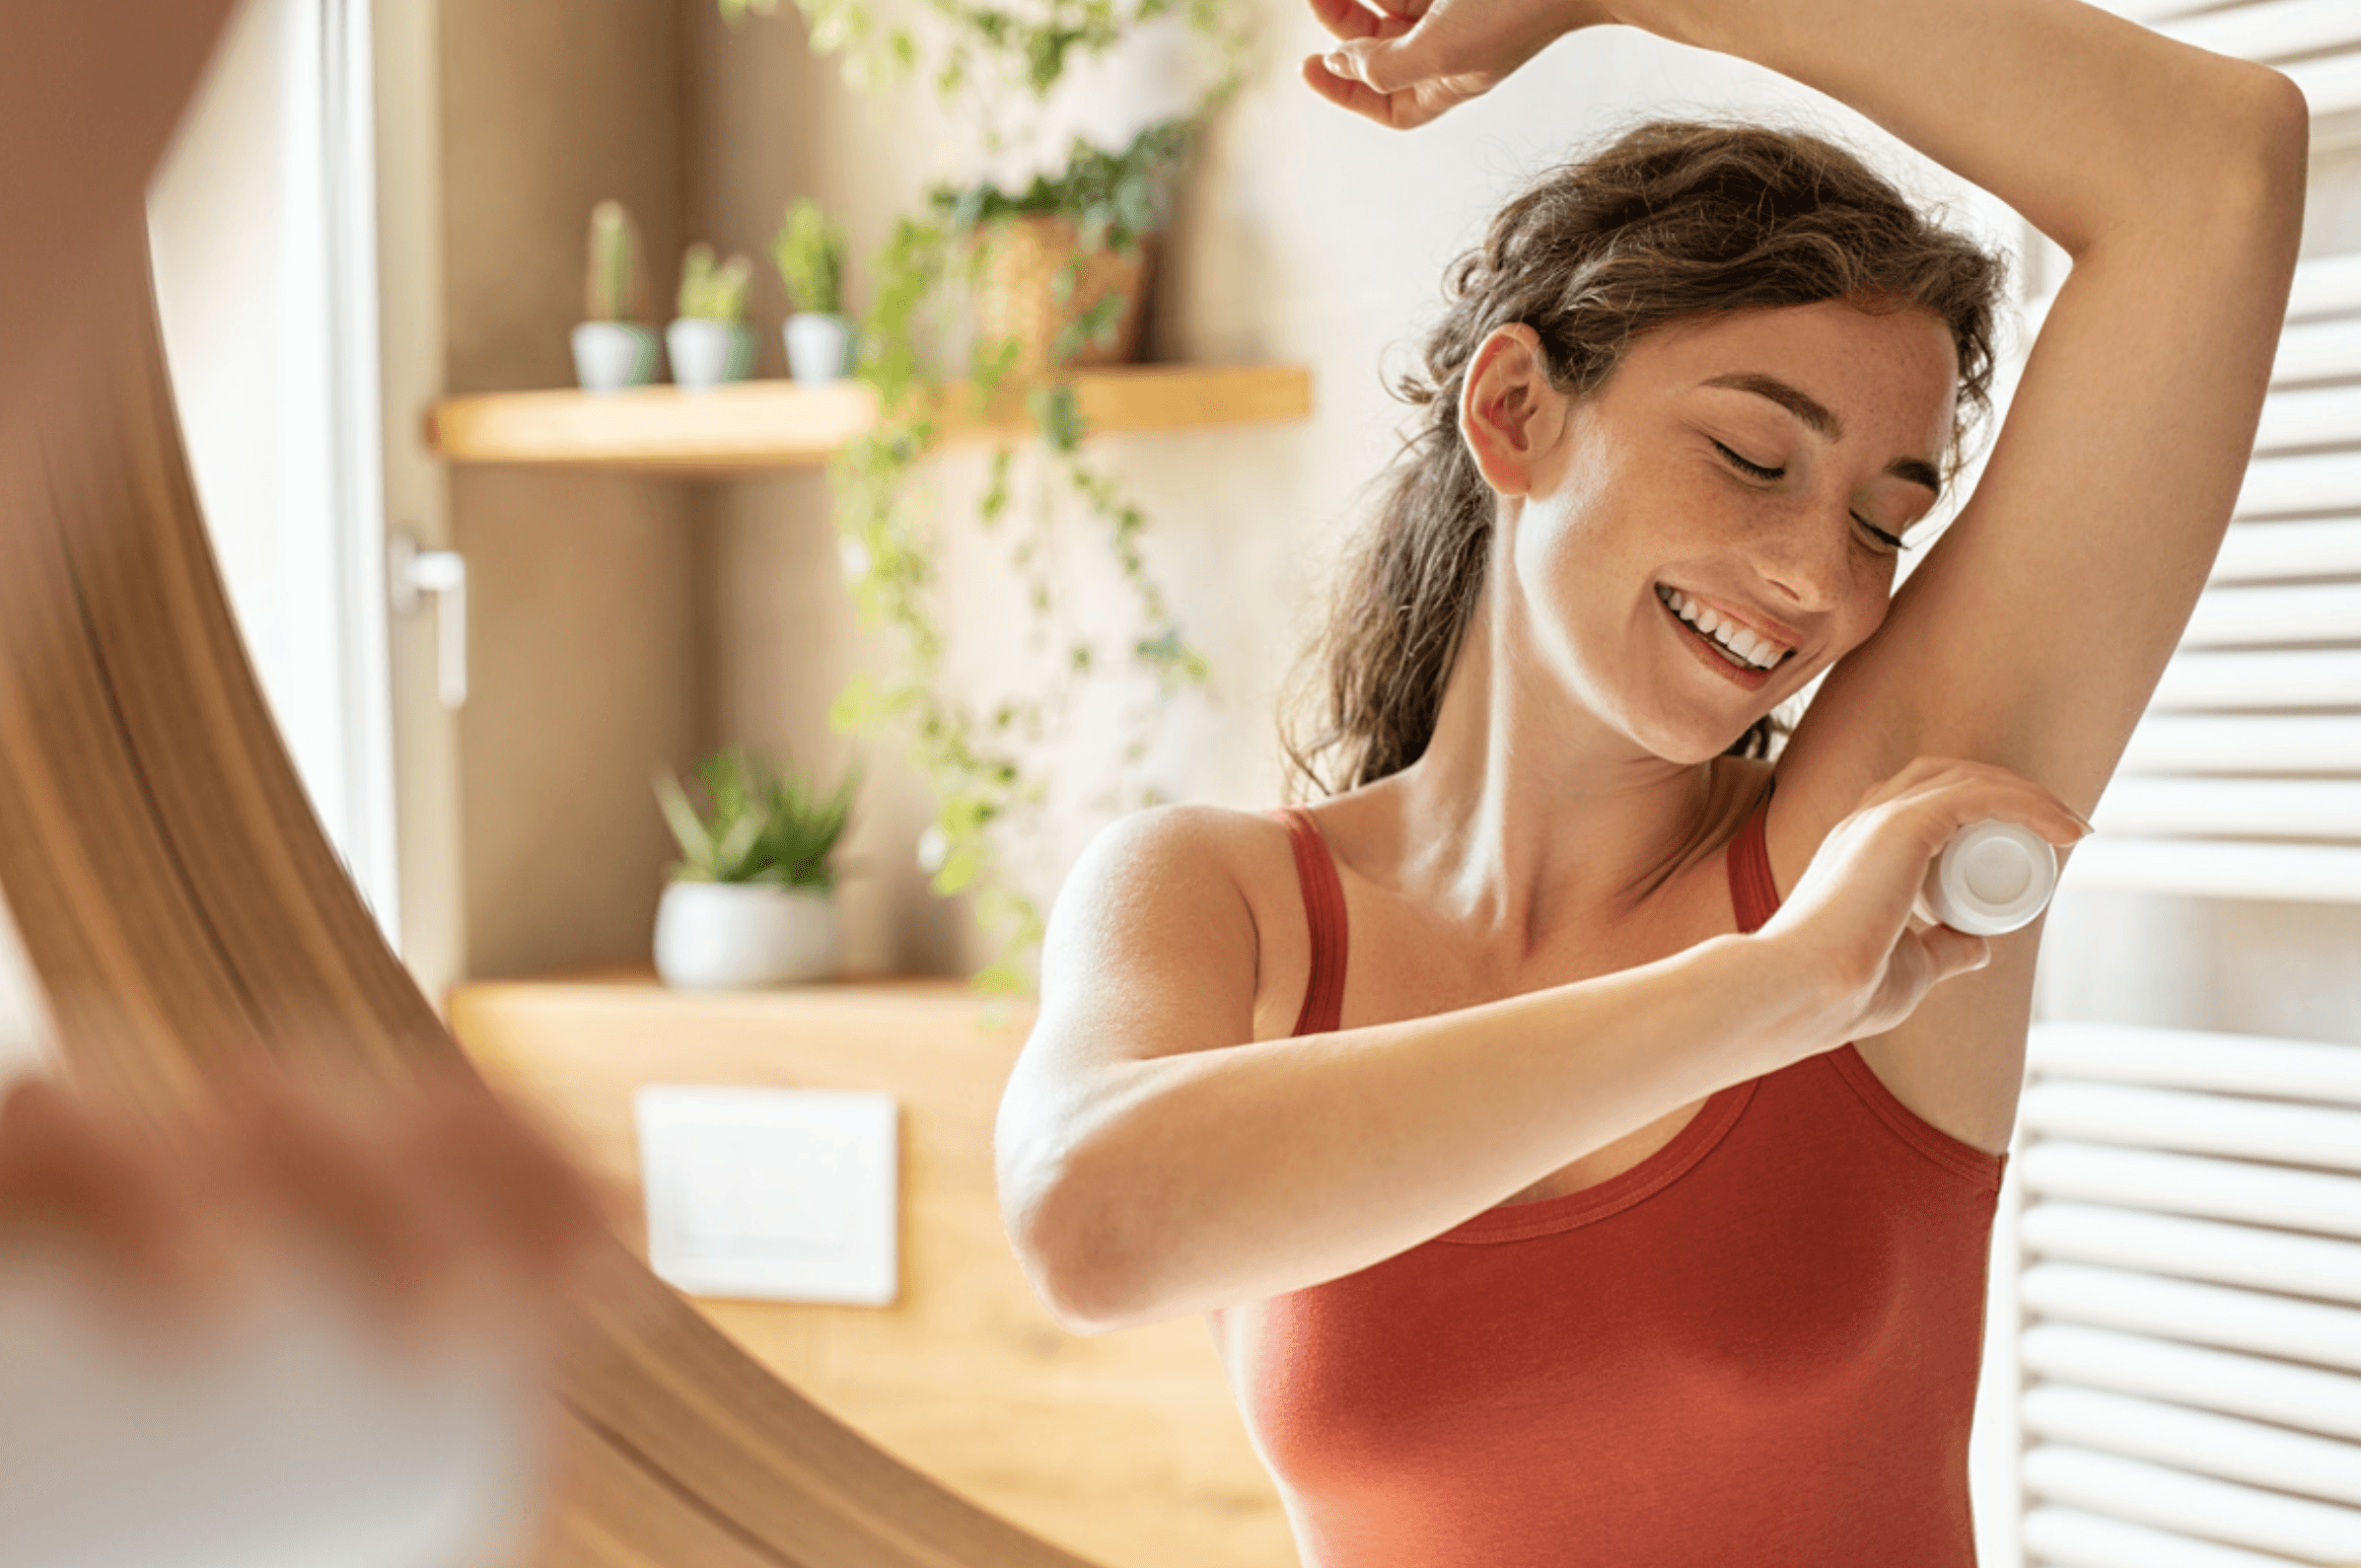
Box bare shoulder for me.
[1050,803,1298,955]
[1038,803,1320,1056]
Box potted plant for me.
[572,200,662,393]
[774,198,855,384]
[652,749,857,989]
[667,243,756,392]
[954,122,1187,377]
[726,0,1245,990]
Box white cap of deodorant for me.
[1912,820,2058,936]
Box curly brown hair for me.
[1282,116,2008,798]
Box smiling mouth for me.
[1654,585,1795,675]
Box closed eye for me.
[1711,439,1783,481]
[1712,440,1913,553]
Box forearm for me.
[1022,931,1836,1332]
[1607,0,2295,257]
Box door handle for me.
[388,534,467,710]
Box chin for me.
[1623,696,1783,765]
[1628,721,1747,767]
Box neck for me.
[1360,580,1725,962]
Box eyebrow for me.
[1702,372,1943,496]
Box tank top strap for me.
[1268,806,1349,1037]
[1726,777,1782,935]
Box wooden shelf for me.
[445,969,1296,1568]
[423,362,1314,476]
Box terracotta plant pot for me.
[971,215,1156,378]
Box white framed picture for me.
[634,1085,899,1307]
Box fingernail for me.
[1324,48,1352,77]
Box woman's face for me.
[1499,299,1959,764]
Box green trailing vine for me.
[729,0,1243,992]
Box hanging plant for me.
[727,0,1243,993]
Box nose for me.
[1752,504,1854,614]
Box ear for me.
[1457,323,1566,498]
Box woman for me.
[995,0,2305,1560]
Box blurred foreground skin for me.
[0,1067,622,1567]
[0,9,636,1563]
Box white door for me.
[144,0,472,1007]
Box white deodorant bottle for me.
[1912,820,2058,936]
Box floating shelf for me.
[423,362,1314,476]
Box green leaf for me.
[978,445,1014,527]
[653,771,715,869]
[829,673,883,733]
[972,962,1030,995]
[933,843,981,894]
[1028,383,1085,453]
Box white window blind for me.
[2015,1023,2361,1568]
[2092,0,2361,118]
[2064,244,2361,901]
[1995,14,2361,1568]
[2071,0,2361,907]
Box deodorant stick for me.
[1912,820,2058,936]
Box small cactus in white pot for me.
[773,198,854,384]
[652,749,856,990]
[572,201,662,392]
[667,243,756,392]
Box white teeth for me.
[1657,585,1788,673]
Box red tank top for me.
[1210,793,2006,1567]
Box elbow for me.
[2218,63,2310,232]
[999,1141,1159,1337]
[2243,64,2312,174]
[2089,63,2309,264]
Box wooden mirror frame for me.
[0,14,1105,1564]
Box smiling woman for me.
[0,0,2314,1562]
[995,0,2306,1560]
[1289,120,1999,778]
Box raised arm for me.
[1635,0,2306,840]
[1311,0,2308,836]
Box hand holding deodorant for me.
[1913,820,2058,936]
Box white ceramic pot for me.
[784,313,855,384]
[665,319,755,392]
[570,321,662,393]
[654,881,838,989]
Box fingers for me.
[395,1084,611,1313]
[0,1069,611,1356]
[1854,756,2093,853]
[1912,921,1992,981]
[0,1078,217,1300]
[1304,0,1404,44]
[1302,0,1458,131]
[1300,52,1456,131]
[216,1076,503,1341]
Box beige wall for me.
[439,0,702,980]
